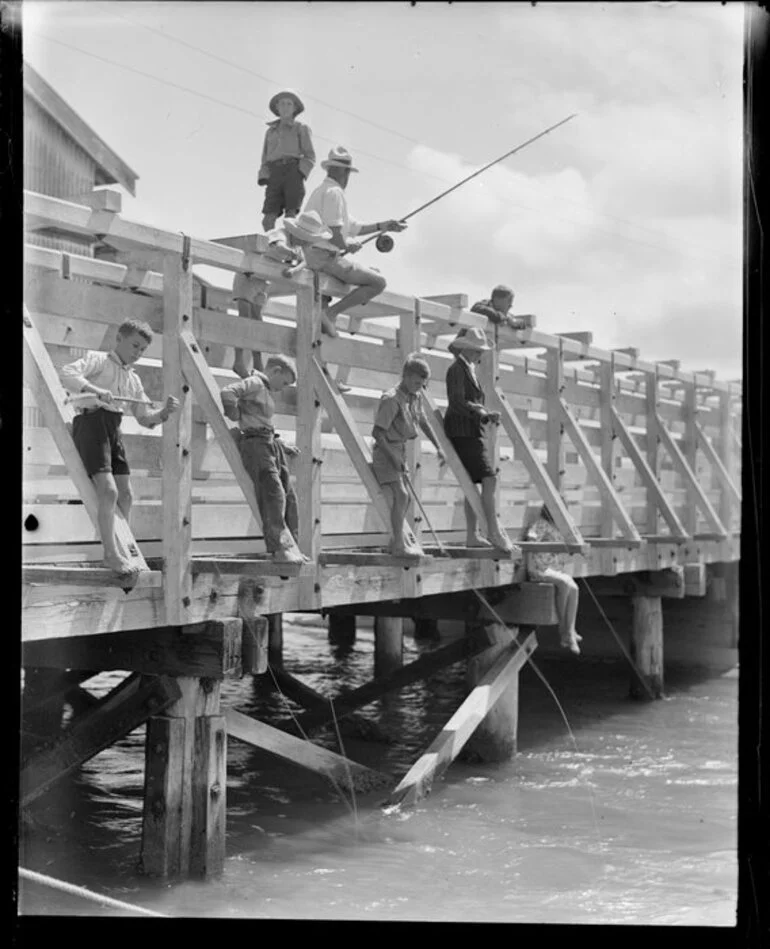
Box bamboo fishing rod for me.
[361,112,578,252]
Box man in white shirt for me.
[302,146,407,333]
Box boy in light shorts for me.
[371,355,445,558]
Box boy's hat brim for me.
[283,213,337,251]
[269,89,305,116]
[321,159,359,172]
[449,326,491,352]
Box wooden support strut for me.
[310,355,420,548]
[652,412,728,537]
[21,673,181,807]
[486,385,584,546]
[386,631,538,807]
[162,251,194,624]
[22,306,147,571]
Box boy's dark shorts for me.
[262,159,305,218]
[448,435,495,484]
[72,408,130,477]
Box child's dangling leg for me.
[92,472,135,575]
[543,568,581,654]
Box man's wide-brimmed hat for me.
[283,211,337,250]
[269,89,305,117]
[321,146,359,173]
[448,327,491,353]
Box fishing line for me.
[402,469,604,839]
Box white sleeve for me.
[59,350,104,393]
[322,189,347,229]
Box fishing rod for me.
[361,112,578,253]
[65,392,153,408]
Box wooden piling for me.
[140,664,226,879]
[374,616,404,677]
[464,622,520,761]
[267,613,284,667]
[629,595,664,700]
[328,613,357,648]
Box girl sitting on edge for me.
[523,504,583,655]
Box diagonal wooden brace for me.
[385,631,538,808]
[694,421,741,506]
[653,414,727,537]
[22,306,148,570]
[487,386,583,547]
[310,356,419,548]
[610,406,689,539]
[559,398,641,543]
[420,390,489,535]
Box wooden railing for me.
[23,189,742,623]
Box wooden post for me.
[374,616,404,677]
[682,381,699,537]
[140,632,229,879]
[718,389,734,531]
[629,596,664,700]
[465,622,519,761]
[480,321,500,495]
[296,282,323,569]
[328,613,357,648]
[162,252,194,625]
[401,300,422,539]
[645,370,661,536]
[599,360,617,540]
[241,616,268,676]
[545,344,565,492]
[267,613,284,667]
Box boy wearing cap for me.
[221,353,309,565]
[372,355,445,558]
[303,146,406,333]
[444,327,515,554]
[259,89,316,232]
[471,285,527,331]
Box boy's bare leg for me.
[115,474,133,522]
[543,569,581,652]
[233,298,264,378]
[325,285,382,324]
[481,475,513,551]
[92,472,134,573]
[262,213,278,231]
[464,494,493,547]
[382,482,421,557]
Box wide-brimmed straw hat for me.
[321,146,359,173]
[269,89,305,117]
[283,211,337,251]
[448,327,491,353]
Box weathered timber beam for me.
[582,567,685,599]
[683,562,707,596]
[21,619,244,678]
[21,673,182,806]
[385,631,538,807]
[291,631,496,734]
[22,566,163,589]
[225,709,391,794]
[192,557,314,579]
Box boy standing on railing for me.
[59,319,179,577]
[371,355,445,559]
[443,327,515,554]
[220,354,310,565]
[522,504,582,654]
[471,284,528,331]
[259,89,315,232]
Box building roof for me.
[24,63,139,196]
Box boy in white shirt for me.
[59,319,179,576]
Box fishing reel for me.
[375,233,395,253]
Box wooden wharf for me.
[21,188,741,881]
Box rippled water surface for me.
[19,617,737,924]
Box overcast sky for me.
[22,1,745,379]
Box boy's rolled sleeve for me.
[373,395,399,435]
[471,301,504,325]
[298,124,316,180]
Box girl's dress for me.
[525,516,567,579]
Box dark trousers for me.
[261,160,305,219]
[238,432,298,552]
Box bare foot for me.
[102,555,137,576]
[335,381,352,394]
[272,547,307,565]
[466,536,493,548]
[560,633,581,655]
[389,543,422,560]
